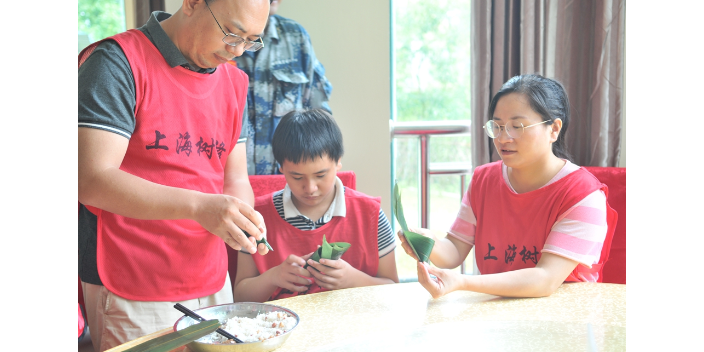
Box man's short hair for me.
[272,108,344,165]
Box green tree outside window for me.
[393,0,473,280]
[78,0,126,53]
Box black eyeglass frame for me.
[203,0,264,52]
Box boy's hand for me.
[271,253,315,293]
[306,257,360,291]
[396,227,434,261]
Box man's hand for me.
[194,193,267,254]
[251,210,269,255]
[306,257,361,291]
[416,261,462,299]
[270,253,315,293]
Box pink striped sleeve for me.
[542,190,608,271]
[447,186,476,245]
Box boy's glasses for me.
[204,0,265,52]
[483,120,549,139]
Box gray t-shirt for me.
[78,11,247,285]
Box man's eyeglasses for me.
[483,120,549,139]
[204,0,264,52]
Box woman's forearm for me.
[457,253,578,297]
[458,267,560,298]
[429,236,471,269]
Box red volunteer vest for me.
[78,30,247,301]
[78,303,85,341]
[252,188,380,300]
[470,161,617,282]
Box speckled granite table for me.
[107,282,626,352]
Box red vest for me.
[78,30,248,301]
[470,161,617,282]
[252,188,380,300]
[78,303,85,341]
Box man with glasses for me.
[234,0,333,175]
[78,1,270,350]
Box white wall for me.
[277,1,393,215]
[165,0,182,14]
[125,0,136,29]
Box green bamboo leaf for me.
[393,183,409,232]
[243,230,274,252]
[306,235,351,268]
[123,319,221,352]
[321,235,333,259]
[404,230,435,263]
[393,182,435,262]
[257,236,274,251]
[310,246,322,263]
[330,242,352,260]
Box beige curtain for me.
[471,0,625,167]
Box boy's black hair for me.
[272,108,344,165]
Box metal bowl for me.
[173,302,300,352]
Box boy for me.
[233,109,399,302]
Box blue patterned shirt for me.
[234,15,333,175]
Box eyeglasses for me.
[483,120,549,139]
[204,0,264,52]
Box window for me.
[392,0,473,280]
[78,0,127,53]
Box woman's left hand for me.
[306,257,359,290]
[416,261,462,299]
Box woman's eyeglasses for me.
[483,120,549,139]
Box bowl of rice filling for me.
[173,302,300,352]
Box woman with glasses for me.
[397,74,617,299]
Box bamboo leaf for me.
[404,230,435,263]
[310,246,322,264]
[393,183,409,232]
[393,182,435,262]
[330,242,352,260]
[321,235,333,259]
[242,230,274,252]
[257,236,274,251]
[305,235,351,268]
[123,319,221,352]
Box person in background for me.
[233,109,398,302]
[398,74,617,299]
[78,1,271,350]
[234,0,333,175]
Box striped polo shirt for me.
[273,176,396,258]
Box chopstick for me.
[173,303,244,344]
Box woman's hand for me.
[396,227,435,261]
[306,257,360,291]
[270,252,315,293]
[416,261,463,299]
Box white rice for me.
[201,311,297,344]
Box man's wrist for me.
[187,189,208,222]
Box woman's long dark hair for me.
[488,74,572,161]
